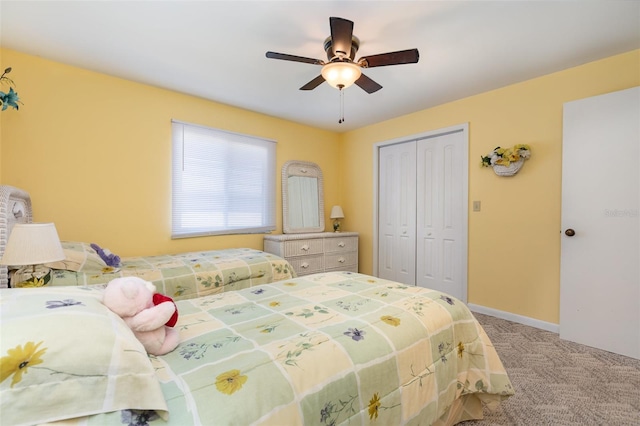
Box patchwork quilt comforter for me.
[11,243,295,300]
[0,272,514,426]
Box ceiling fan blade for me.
[359,48,419,68]
[266,51,323,65]
[329,17,354,58]
[355,73,383,94]
[300,75,326,91]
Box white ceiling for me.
[1,1,639,132]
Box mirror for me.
[282,160,324,234]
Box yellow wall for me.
[0,49,340,256]
[340,50,640,324]
[2,48,638,325]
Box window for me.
[172,120,276,238]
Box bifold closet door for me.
[378,141,416,284]
[377,130,467,301]
[415,132,466,300]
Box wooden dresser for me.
[264,232,358,277]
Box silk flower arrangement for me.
[0,67,21,111]
[481,144,531,176]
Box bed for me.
[0,185,514,424]
[1,271,514,425]
[21,241,296,300]
[0,185,296,298]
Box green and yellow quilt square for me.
[231,313,307,345]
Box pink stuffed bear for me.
[102,277,180,356]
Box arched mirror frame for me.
[282,160,325,234]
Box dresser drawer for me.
[325,264,358,273]
[289,254,324,276]
[324,236,358,253]
[325,252,358,270]
[283,239,324,257]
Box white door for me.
[416,132,467,300]
[560,87,639,359]
[378,141,417,284]
[376,126,468,302]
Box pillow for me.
[44,242,114,272]
[41,248,86,272]
[0,286,168,425]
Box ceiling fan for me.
[266,17,419,94]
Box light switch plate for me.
[473,201,481,212]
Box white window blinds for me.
[172,120,276,238]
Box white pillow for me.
[0,286,168,425]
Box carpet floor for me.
[462,313,640,425]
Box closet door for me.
[416,132,466,300]
[378,141,417,284]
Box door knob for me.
[565,229,576,237]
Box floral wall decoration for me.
[481,144,531,176]
[0,67,21,111]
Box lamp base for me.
[11,265,53,288]
[333,220,341,233]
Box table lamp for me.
[330,205,345,232]
[0,223,65,287]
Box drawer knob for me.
[338,242,345,247]
[338,257,345,263]
[301,262,309,268]
[301,245,310,251]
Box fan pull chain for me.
[338,85,345,124]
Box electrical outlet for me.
[473,201,481,212]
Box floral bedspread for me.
[26,243,295,301]
[49,271,514,425]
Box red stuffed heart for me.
[152,293,178,327]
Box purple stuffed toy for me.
[90,243,121,268]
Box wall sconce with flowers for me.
[0,67,21,111]
[481,144,531,176]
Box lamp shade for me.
[0,223,65,266]
[321,62,362,89]
[330,205,345,219]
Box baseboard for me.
[467,303,560,334]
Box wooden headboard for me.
[0,185,33,288]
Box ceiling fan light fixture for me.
[321,62,361,89]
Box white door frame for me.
[372,123,469,301]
